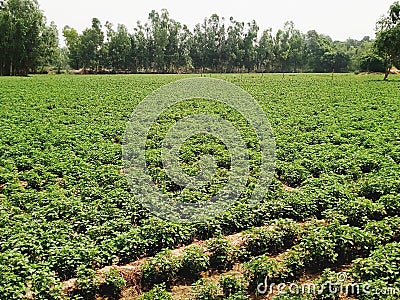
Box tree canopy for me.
[375,1,400,79]
[61,13,379,74]
[0,0,58,75]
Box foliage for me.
[141,249,181,287]
[352,242,400,283]
[375,1,400,79]
[0,74,399,299]
[0,0,58,75]
[58,10,380,73]
[101,268,126,297]
[75,266,99,298]
[219,275,246,298]
[137,283,173,300]
[207,236,235,270]
[242,219,299,257]
[180,245,210,279]
[191,278,221,300]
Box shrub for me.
[244,255,287,291]
[138,283,172,300]
[224,291,251,299]
[219,274,246,298]
[75,266,99,298]
[377,194,400,216]
[101,268,126,297]
[359,175,400,201]
[207,236,234,270]
[359,54,386,72]
[191,278,220,300]
[243,219,298,257]
[352,242,400,283]
[180,245,209,279]
[277,161,310,187]
[332,198,387,227]
[141,249,181,288]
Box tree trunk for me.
[383,67,390,80]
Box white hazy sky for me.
[38,0,393,43]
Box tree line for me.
[61,11,387,74]
[1,0,399,76]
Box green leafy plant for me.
[219,275,246,298]
[75,266,100,298]
[180,245,210,279]
[138,283,173,300]
[191,278,221,300]
[207,236,234,270]
[141,249,181,288]
[101,268,126,297]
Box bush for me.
[180,245,209,279]
[207,236,234,270]
[224,291,251,299]
[352,242,400,283]
[313,269,348,300]
[297,225,338,269]
[359,175,400,201]
[138,283,172,300]
[280,249,306,279]
[297,222,374,267]
[357,279,400,300]
[219,274,246,297]
[359,54,386,72]
[101,268,126,297]
[331,197,387,227]
[191,278,220,300]
[0,251,62,300]
[75,266,99,298]
[364,217,400,244]
[244,255,287,291]
[277,161,310,187]
[243,219,298,257]
[377,194,400,216]
[141,249,181,288]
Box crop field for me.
[0,73,400,299]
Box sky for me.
[38,0,394,44]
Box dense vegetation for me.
[0,0,58,75]
[1,0,399,299]
[0,73,399,299]
[1,0,399,75]
[60,4,396,74]
[375,1,400,79]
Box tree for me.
[0,0,53,75]
[63,26,81,70]
[375,1,400,80]
[38,21,59,72]
[305,30,334,72]
[54,47,70,74]
[243,20,259,72]
[225,18,245,72]
[359,53,386,72]
[257,28,274,72]
[322,50,350,73]
[105,23,131,71]
[80,18,104,72]
[131,21,151,72]
[61,9,367,74]
[274,22,305,72]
